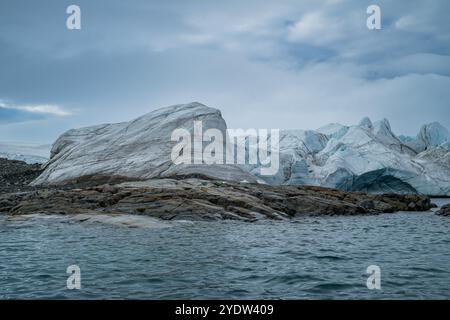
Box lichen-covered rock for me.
[0,178,434,221]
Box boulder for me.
[437,204,450,216]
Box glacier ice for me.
[0,142,50,164]
[31,103,450,196]
[32,102,257,185]
[253,117,450,196]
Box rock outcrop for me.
[437,204,450,217]
[0,158,43,193]
[0,178,434,221]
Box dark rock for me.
[359,200,375,210]
[0,178,434,221]
[0,158,43,194]
[437,204,450,216]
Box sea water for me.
[0,199,449,299]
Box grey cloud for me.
[0,0,449,142]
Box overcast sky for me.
[0,0,449,143]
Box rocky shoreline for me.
[437,204,450,216]
[0,158,438,221]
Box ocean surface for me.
[1,199,449,300]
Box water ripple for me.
[0,205,449,299]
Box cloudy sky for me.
[0,0,449,143]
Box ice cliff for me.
[250,117,450,196]
[32,102,257,185]
[32,102,450,196]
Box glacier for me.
[31,102,450,196]
[32,102,257,185]
[251,117,450,196]
[0,142,51,164]
[400,122,450,153]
